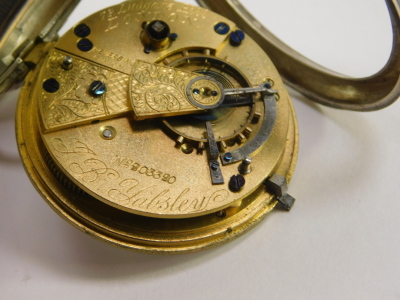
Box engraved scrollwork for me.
[40,50,130,130]
[69,159,120,183]
[174,71,196,93]
[130,60,197,117]
[145,85,181,112]
[51,138,96,156]
[44,63,110,128]
[157,67,177,86]
[132,61,158,85]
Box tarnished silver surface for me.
[224,85,275,97]
[0,0,80,96]
[197,0,400,111]
[206,121,225,185]
[264,173,294,211]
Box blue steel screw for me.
[89,81,107,97]
[224,152,233,162]
[229,30,245,46]
[77,38,93,52]
[43,78,60,93]
[214,22,230,35]
[74,24,91,38]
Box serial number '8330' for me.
[111,155,177,184]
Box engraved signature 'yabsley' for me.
[109,179,229,213]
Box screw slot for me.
[77,38,93,52]
[74,24,91,38]
[89,81,107,97]
[224,152,233,162]
[210,161,220,171]
[229,175,246,192]
[229,30,245,47]
[214,22,230,35]
[43,78,60,93]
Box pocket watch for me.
[0,0,398,253]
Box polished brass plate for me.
[16,0,298,253]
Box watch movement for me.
[1,0,399,254]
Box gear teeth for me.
[44,151,87,197]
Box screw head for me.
[77,38,93,52]
[74,23,91,38]
[89,81,107,97]
[229,175,246,192]
[264,82,272,89]
[224,152,233,162]
[214,22,230,35]
[43,78,60,93]
[229,30,245,47]
[211,161,220,171]
[169,33,178,41]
